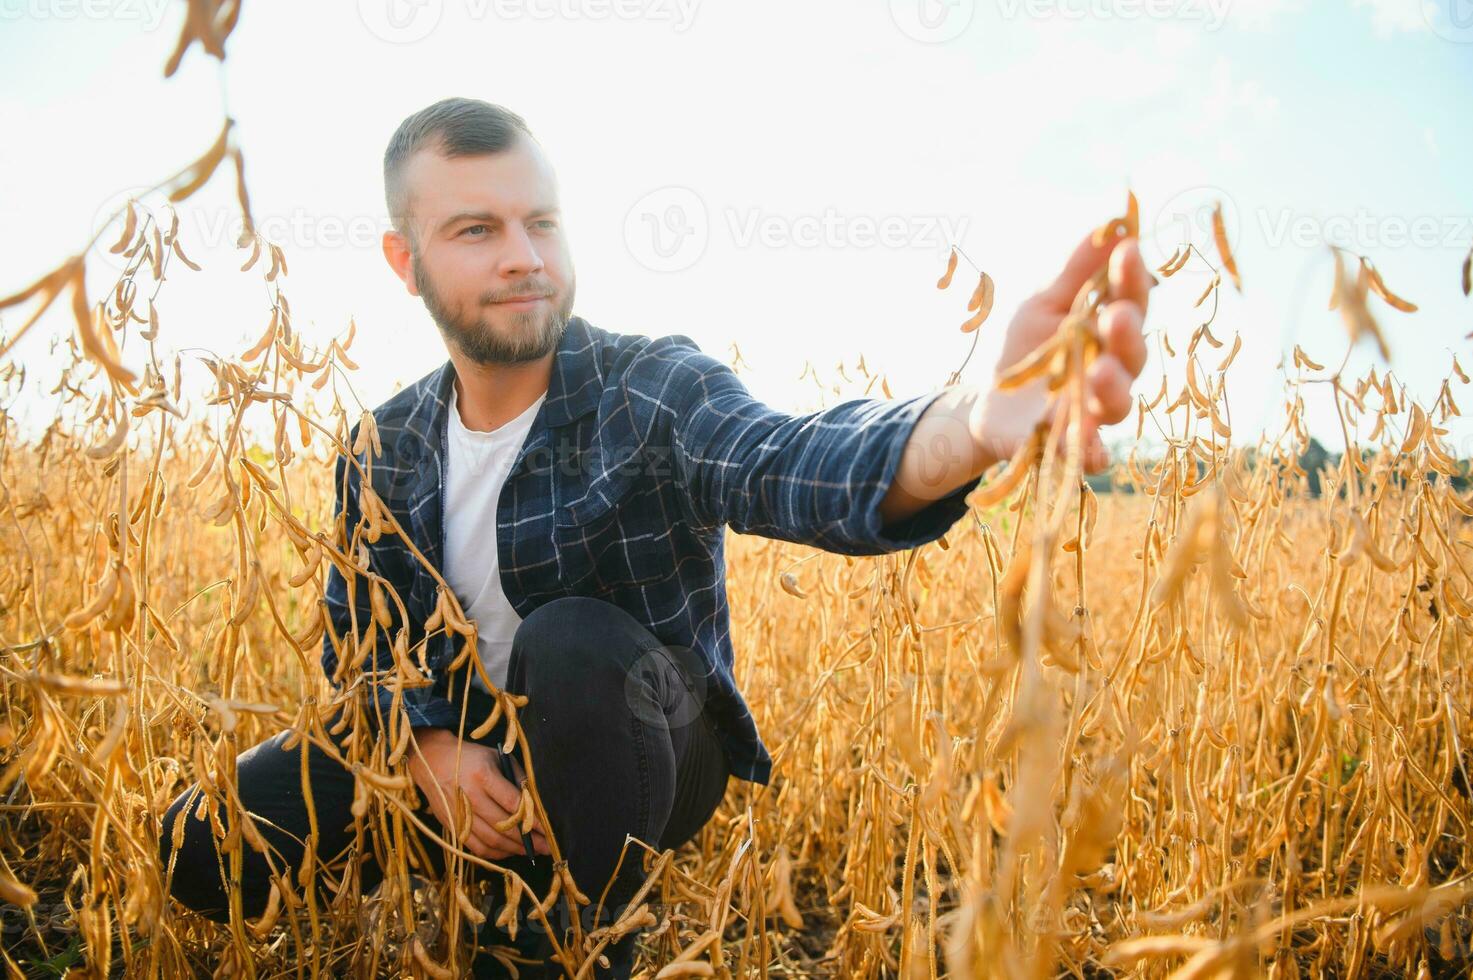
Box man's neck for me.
[448,349,554,432]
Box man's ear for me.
[382,230,419,297]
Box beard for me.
[413,255,574,365]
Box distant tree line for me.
[1084,437,1472,496]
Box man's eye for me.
[533,220,557,230]
[461,225,489,237]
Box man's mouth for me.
[491,294,550,309]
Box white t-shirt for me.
[442,383,545,692]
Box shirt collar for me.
[542,315,604,427]
[401,315,603,572]
[446,375,547,439]
[422,314,602,433]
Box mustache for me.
[482,282,557,304]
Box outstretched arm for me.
[878,233,1152,526]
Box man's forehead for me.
[403,140,559,219]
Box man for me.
[158,97,1149,977]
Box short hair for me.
[383,97,534,246]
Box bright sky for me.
[2,0,1471,457]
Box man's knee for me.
[157,786,232,924]
[510,596,649,695]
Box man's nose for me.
[497,224,545,278]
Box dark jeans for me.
[157,597,731,978]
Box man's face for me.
[394,136,575,364]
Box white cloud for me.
[1352,0,1429,34]
[1217,0,1431,35]
[1223,0,1308,30]
[1202,55,1281,127]
[1151,21,1203,56]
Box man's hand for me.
[879,232,1151,526]
[970,232,1151,473]
[407,727,551,860]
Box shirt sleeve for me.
[321,432,461,732]
[630,336,980,557]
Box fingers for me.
[420,747,551,861]
[1082,425,1110,474]
[458,813,538,861]
[434,789,520,860]
[468,815,549,859]
[472,765,552,855]
[475,760,521,815]
[468,812,528,859]
[1030,227,1149,469]
[1042,230,1120,308]
[503,752,545,833]
[1107,238,1152,314]
[480,755,549,836]
[1086,355,1134,426]
[1098,299,1147,377]
[468,775,522,834]
[422,773,546,862]
[1050,415,1111,474]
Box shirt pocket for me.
[554,463,672,594]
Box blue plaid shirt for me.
[322,316,979,784]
